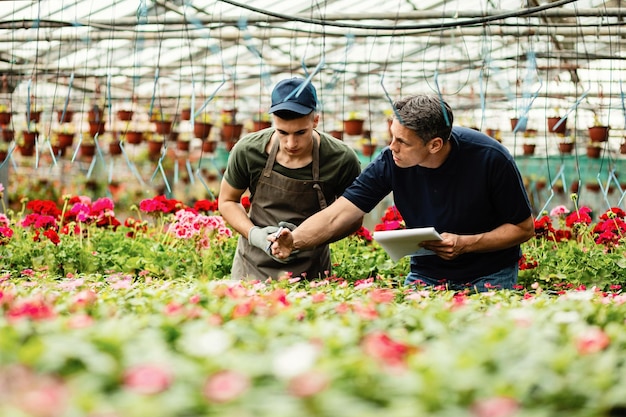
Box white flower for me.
[178,325,232,357]
[272,342,319,379]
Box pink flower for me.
[203,370,250,403]
[549,205,570,217]
[123,364,173,395]
[576,327,610,355]
[361,331,412,367]
[287,370,329,397]
[471,396,519,417]
[370,288,395,304]
[72,289,97,309]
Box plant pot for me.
[2,128,14,142]
[586,145,602,159]
[57,110,74,124]
[109,140,122,155]
[51,145,66,157]
[585,183,601,192]
[19,145,34,157]
[27,110,41,123]
[329,130,344,140]
[570,182,580,193]
[80,143,96,158]
[522,143,536,156]
[547,117,567,135]
[88,107,103,123]
[57,133,74,149]
[22,131,38,148]
[620,141,626,155]
[177,139,191,152]
[125,131,144,145]
[117,110,133,121]
[588,126,609,142]
[251,120,272,132]
[147,140,163,159]
[510,117,526,132]
[361,143,378,157]
[180,108,191,121]
[343,119,365,136]
[221,123,243,141]
[89,121,106,136]
[202,140,217,153]
[224,139,238,151]
[0,111,12,125]
[154,120,172,135]
[558,142,574,154]
[0,150,7,162]
[194,122,213,140]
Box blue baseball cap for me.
[269,78,318,115]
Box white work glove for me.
[249,225,297,264]
[278,221,297,231]
[248,225,279,251]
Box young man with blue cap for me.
[218,78,362,281]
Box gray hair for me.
[392,94,454,143]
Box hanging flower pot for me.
[27,110,41,123]
[147,140,163,160]
[0,111,12,125]
[586,144,602,159]
[18,145,35,157]
[224,138,238,151]
[194,122,213,140]
[89,121,106,136]
[117,110,133,121]
[620,140,626,155]
[2,128,14,142]
[79,142,97,158]
[588,126,609,142]
[109,140,122,155]
[202,140,218,153]
[57,110,74,124]
[522,143,536,156]
[510,117,527,132]
[0,150,7,162]
[51,145,66,158]
[558,142,574,154]
[125,131,144,145]
[177,139,191,152]
[22,130,38,148]
[57,132,74,149]
[88,106,103,123]
[547,117,567,135]
[585,182,601,192]
[251,120,272,132]
[329,130,344,140]
[180,108,192,121]
[221,123,243,142]
[361,143,378,157]
[154,120,172,135]
[343,119,365,136]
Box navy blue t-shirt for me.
[343,127,532,281]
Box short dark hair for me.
[393,94,454,143]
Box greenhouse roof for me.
[0,0,625,130]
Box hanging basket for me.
[361,143,378,157]
[251,120,272,132]
[147,140,164,160]
[547,117,567,135]
[117,110,134,121]
[154,120,172,135]
[0,111,11,125]
[221,123,243,141]
[343,119,365,136]
[57,133,74,148]
[89,121,106,136]
[194,122,213,140]
[588,126,609,142]
[2,128,14,142]
[27,110,41,123]
[329,130,344,140]
[177,139,191,152]
[57,110,74,124]
[558,142,574,154]
[180,108,192,121]
[88,107,103,123]
[586,145,602,159]
[22,130,38,148]
[202,140,218,153]
[125,131,144,145]
[109,140,122,155]
[80,143,96,158]
[522,143,536,156]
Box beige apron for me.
[231,136,330,280]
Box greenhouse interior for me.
[1,1,626,416]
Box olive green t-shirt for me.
[223,129,361,203]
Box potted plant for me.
[0,104,12,125]
[251,112,272,132]
[57,108,75,124]
[220,110,243,142]
[586,142,603,159]
[1,126,14,143]
[547,108,567,135]
[343,111,365,136]
[557,135,575,154]
[108,134,123,156]
[55,124,75,149]
[152,112,173,135]
[194,113,213,140]
[117,109,134,122]
[588,115,609,143]
[358,133,378,157]
[522,142,536,156]
[202,139,218,153]
[146,134,164,160]
[78,133,97,158]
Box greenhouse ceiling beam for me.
[0,25,623,42]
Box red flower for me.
[576,327,610,355]
[139,195,184,214]
[565,207,592,228]
[26,199,61,218]
[194,199,219,213]
[361,331,412,367]
[353,225,373,241]
[43,228,60,245]
[240,196,251,210]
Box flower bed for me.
[1,190,626,416]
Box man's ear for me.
[428,137,444,153]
